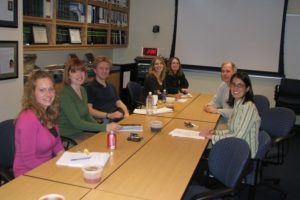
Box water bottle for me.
[146,91,153,115]
[107,130,116,150]
[162,89,167,103]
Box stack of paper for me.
[169,128,204,140]
[119,124,143,132]
[56,152,110,168]
[133,107,173,115]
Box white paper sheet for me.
[133,107,173,115]
[56,152,110,168]
[169,128,204,140]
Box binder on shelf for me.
[43,0,53,18]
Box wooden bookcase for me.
[23,0,129,51]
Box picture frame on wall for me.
[32,26,48,44]
[0,41,18,80]
[69,28,82,44]
[0,0,18,28]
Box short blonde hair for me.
[93,56,112,69]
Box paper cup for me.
[152,94,158,106]
[150,120,163,133]
[38,194,65,200]
[82,164,103,184]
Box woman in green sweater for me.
[58,58,121,142]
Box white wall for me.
[0,0,23,121]
[0,0,299,122]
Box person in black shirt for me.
[85,56,129,122]
[165,57,189,95]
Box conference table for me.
[0,93,220,200]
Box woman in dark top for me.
[165,57,189,94]
[143,56,166,102]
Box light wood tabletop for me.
[82,190,142,200]
[26,115,172,189]
[0,176,89,200]
[175,94,220,123]
[97,118,216,200]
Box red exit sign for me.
[142,47,159,56]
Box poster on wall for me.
[0,41,18,80]
[0,0,18,28]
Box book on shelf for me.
[43,0,53,18]
[69,2,86,22]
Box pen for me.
[70,157,91,161]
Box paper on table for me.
[56,152,110,168]
[133,107,173,115]
[177,98,188,103]
[181,93,193,98]
[119,125,143,132]
[169,128,205,140]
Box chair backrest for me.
[278,78,300,97]
[208,137,251,188]
[127,81,143,108]
[0,119,15,168]
[245,130,271,185]
[253,95,270,117]
[260,107,296,138]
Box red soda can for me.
[107,131,116,150]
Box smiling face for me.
[69,69,86,86]
[94,61,110,81]
[170,58,180,73]
[35,78,55,109]
[230,77,247,101]
[153,58,165,74]
[221,63,235,84]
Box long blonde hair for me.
[19,70,59,126]
[149,56,166,82]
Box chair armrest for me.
[60,136,77,150]
[0,168,14,185]
[274,84,280,101]
[191,187,234,200]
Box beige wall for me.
[0,0,299,122]
[0,0,23,121]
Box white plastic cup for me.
[152,94,158,106]
[150,120,163,133]
[82,164,103,184]
[38,194,65,200]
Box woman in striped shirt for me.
[200,72,260,158]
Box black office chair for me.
[254,94,270,117]
[126,81,144,112]
[244,130,272,200]
[0,119,15,186]
[260,107,296,198]
[60,136,77,150]
[182,137,251,200]
[274,78,300,115]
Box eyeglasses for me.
[230,83,245,89]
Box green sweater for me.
[58,85,105,139]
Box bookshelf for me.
[23,0,130,51]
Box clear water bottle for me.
[146,91,153,115]
[162,89,167,103]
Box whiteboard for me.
[284,14,300,79]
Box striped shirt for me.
[212,98,261,158]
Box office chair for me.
[60,136,77,150]
[0,119,15,186]
[254,94,270,117]
[182,137,251,200]
[274,78,300,115]
[126,81,144,112]
[244,130,271,200]
[260,107,296,199]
